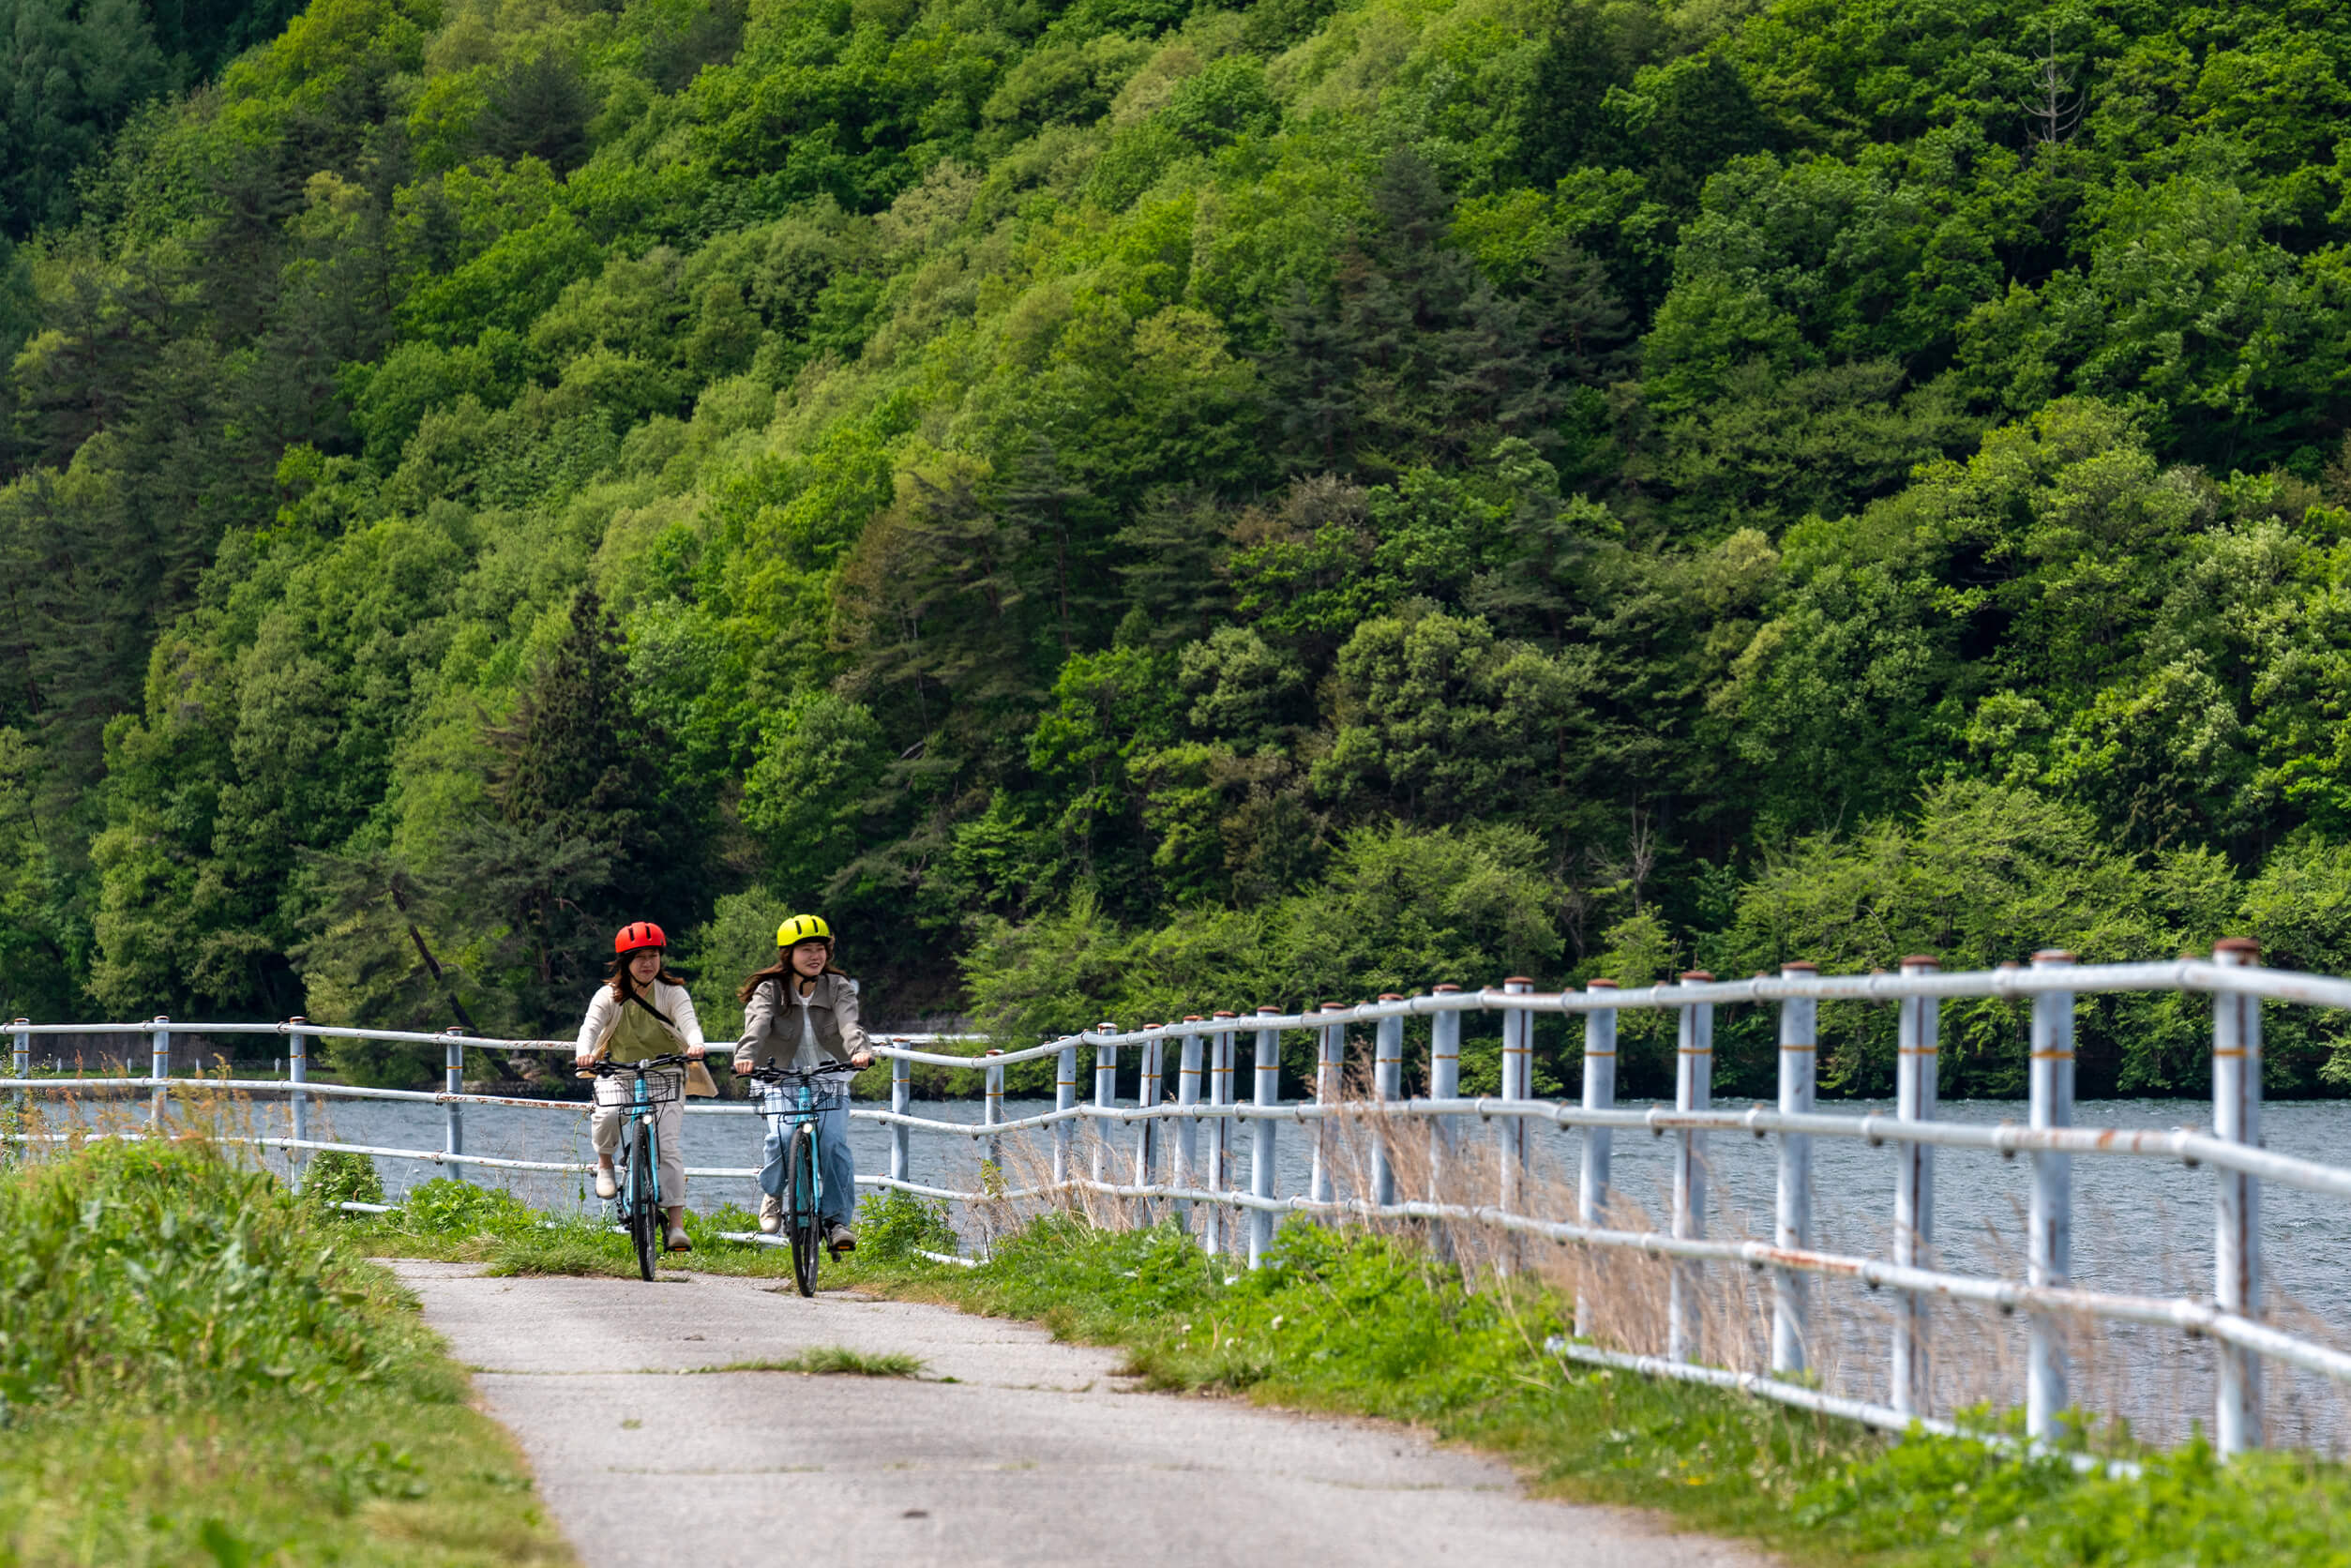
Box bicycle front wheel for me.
[786,1123,820,1298]
[629,1121,659,1283]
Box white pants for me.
[591,1067,686,1206]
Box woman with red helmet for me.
[575,921,708,1252]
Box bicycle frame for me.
[754,1074,831,1214]
[624,1069,662,1212]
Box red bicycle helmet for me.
[613,921,667,955]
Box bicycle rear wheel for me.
[786,1123,821,1298]
[629,1121,658,1283]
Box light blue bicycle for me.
[580,1052,690,1282]
[746,1063,846,1297]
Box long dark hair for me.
[609,951,686,1012]
[738,941,848,1005]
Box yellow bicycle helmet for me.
[776,912,833,948]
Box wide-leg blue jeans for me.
[761,1097,855,1227]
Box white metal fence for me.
[8,942,2349,1462]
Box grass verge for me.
[851,1214,2351,1568]
[344,1180,2351,1566]
[0,1141,574,1567]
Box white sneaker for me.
[595,1166,617,1200]
[759,1195,782,1234]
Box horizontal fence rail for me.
[8,942,2349,1462]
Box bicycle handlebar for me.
[576,1053,696,1079]
[745,1062,852,1084]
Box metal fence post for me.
[1309,1003,1344,1205]
[1429,986,1462,1259]
[891,1049,912,1184]
[1177,1026,1202,1239]
[287,1017,309,1191]
[1668,972,1713,1364]
[1208,1023,1235,1255]
[1892,956,1939,1416]
[1575,979,1619,1338]
[1372,999,1404,1208]
[983,1049,1003,1186]
[1138,1025,1167,1196]
[444,1029,466,1183]
[9,1018,27,1140]
[1498,979,1532,1222]
[2212,936,2265,1457]
[2027,949,2074,1442]
[150,1017,170,1125]
[1093,1034,1118,1184]
[1773,964,1816,1377]
[1249,1008,1280,1268]
[1053,1037,1084,1187]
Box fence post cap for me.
[2031,949,2075,965]
[9,1017,26,1025]
[1256,1005,1280,1015]
[1504,975,1533,987]
[1319,1002,1346,1012]
[1213,1010,1236,1018]
[1781,961,1818,974]
[1996,960,2021,971]
[985,1047,1002,1056]
[1378,992,1405,1002]
[1587,978,1619,990]
[1680,971,1714,983]
[2213,937,2261,960]
[1433,983,1461,993]
[1095,1021,1118,1031]
[1901,955,1939,969]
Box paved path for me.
[391,1260,1769,1568]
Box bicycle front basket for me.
[619,1067,684,1105]
[753,1078,851,1120]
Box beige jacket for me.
[731,972,868,1073]
[575,980,708,1063]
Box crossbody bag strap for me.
[625,988,679,1033]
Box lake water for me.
[38,1083,2351,1451]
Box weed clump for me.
[707,1347,926,1377]
[857,1189,960,1261]
[301,1149,385,1214]
[399,1178,538,1236]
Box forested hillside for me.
[8,0,2351,1097]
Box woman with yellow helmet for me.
[731,913,873,1247]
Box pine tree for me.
[997,440,1103,656]
[1113,485,1230,647]
[1265,278,1361,471]
[1530,237,1637,386]
[469,585,712,1023]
